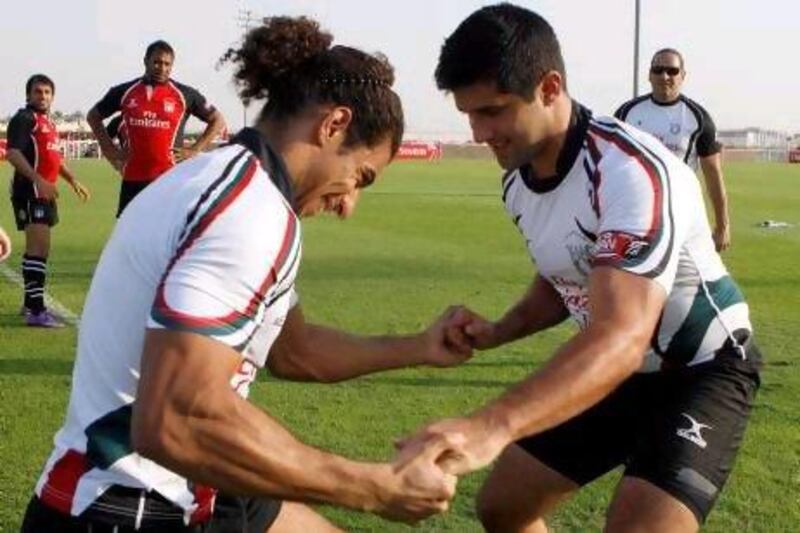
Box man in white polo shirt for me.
[615,48,731,252]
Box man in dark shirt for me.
[6,74,90,327]
[87,40,226,216]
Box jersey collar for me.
[519,100,591,194]
[141,76,169,86]
[648,94,683,107]
[230,127,296,211]
[25,103,47,116]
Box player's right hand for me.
[106,147,128,173]
[372,444,457,523]
[442,305,501,350]
[34,176,58,200]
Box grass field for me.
[1,157,798,531]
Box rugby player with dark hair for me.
[22,17,467,532]
[87,40,226,216]
[6,73,90,327]
[398,4,761,531]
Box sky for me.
[2,0,798,140]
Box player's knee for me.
[476,488,545,532]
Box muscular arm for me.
[87,107,125,170]
[400,268,665,474]
[59,163,90,202]
[485,274,570,347]
[189,110,226,153]
[58,162,76,184]
[6,149,56,199]
[133,330,398,511]
[478,267,663,440]
[698,153,731,251]
[6,149,42,182]
[267,304,470,383]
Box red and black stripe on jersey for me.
[7,106,62,199]
[94,77,216,182]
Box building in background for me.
[717,127,789,149]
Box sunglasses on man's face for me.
[650,66,681,76]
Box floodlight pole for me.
[633,0,641,97]
[236,8,259,127]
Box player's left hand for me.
[418,306,475,367]
[172,146,200,163]
[70,180,91,202]
[394,415,511,476]
[0,226,11,262]
[713,224,730,252]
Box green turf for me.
[1,158,798,531]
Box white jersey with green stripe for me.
[502,102,751,373]
[34,137,302,521]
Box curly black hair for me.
[221,16,404,155]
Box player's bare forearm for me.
[58,163,75,183]
[191,110,226,152]
[492,275,569,346]
[699,154,729,228]
[87,108,119,159]
[474,268,663,443]
[132,329,384,511]
[267,306,454,383]
[6,149,41,181]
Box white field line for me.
[0,263,81,326]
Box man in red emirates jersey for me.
[6,74,91,327]
[87,40,226,216]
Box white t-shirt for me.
[614,94,721,170]
[503,103,750,372]
[34,130,301,523]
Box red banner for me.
[396,141,442,161]
[789,149,800,163]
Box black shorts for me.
[21,486,282,533]
[11,196,59,230]
[517,341,762,523]
[117,180,152,217]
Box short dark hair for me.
[651,48,684,70]
[221,16,404,157]
[145,40,175,61]
[435,3,566,99]
[26,74,55,96]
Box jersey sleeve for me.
[181,85,217,122]
[694,106,722,157]
[613,102,629,121]
[147,155,301,352]
[93,83,130,119]
[6,110,35,150]
[592,151,680,293]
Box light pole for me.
[236,7,260,127]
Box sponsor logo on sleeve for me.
[594,231,650,263]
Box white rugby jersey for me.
[34,128,302,523]
[503,103,750,372]
[614,94,721,170]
